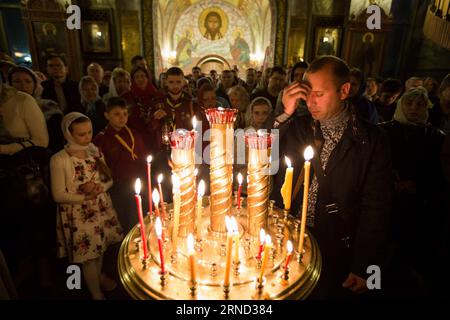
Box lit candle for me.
[280,156,293,210]
[171,174,181,251]
[146,155,153,216]
[157,174,166,221]
[157,173,165,204]
[224,216,233,287]
[257,228,266,260]
[298,146,314,255]
[187,233,196,283]
[152,188,160,217]
[231,217,239,264]
[194,168,198,202]
[155,217,165,274]
[191,115,197,132]
[196,180,205,239]
[134,179,148,260]
[237,173,243,209]
[259,235,272,282]
[284,240,293,270]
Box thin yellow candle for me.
[231,217,239,264]
[224,216,233,287]
[187,233,196,283]
[171,174,181,250]
[259,235,272,282]
[152,188,160,217]
[298,146,314,255]
[196,180,205,239]
[280,156,293,210]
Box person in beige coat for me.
[0,78,48,154]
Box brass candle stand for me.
[118,200,322,300]
[118,108,321,300]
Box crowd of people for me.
[0,51,449,300]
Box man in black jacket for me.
[41,54,81,114]
[272,55,393,298]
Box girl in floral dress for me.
[50,112,123,300]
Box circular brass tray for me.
[118,200,321,300]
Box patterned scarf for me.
[306,107,350,227]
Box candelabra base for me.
[118,202,322,300]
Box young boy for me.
[94,96,147,233]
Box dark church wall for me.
[379,0,450,82]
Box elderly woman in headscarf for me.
[79,75,107,136]
[7,66,62,153]
[102,67,135,106]
[379,87,446,293]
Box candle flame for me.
[230,216,238,233]
[152,188,160,205]
[225,216,233,234]
[192,116,197,129]
[172,173,180,191]
[259,228,266,243]
[187,233,195,255]
[237,172,243,185]
[198,180,205,197]
[155,217,162,238]
[146,155,153,163]
[157,174,163,184]
[304,146,314,161]
[265,235,272,246]
[287,240,293,253]
[134,178,141,194]
[285,156,292,168]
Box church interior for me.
[0,0,449,301]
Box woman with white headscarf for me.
[50,112,123,300]
[380,87,446,295]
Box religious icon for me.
[33,21,68,70]
[356,32,376,76]
[82,21,111,53]
[176,28,197,67]
[314,27,340,58]
[199,8,228,41]
[230,30,250,66]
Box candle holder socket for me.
[256,257,262,269]
[219,244,227,257]
[189,280,197,297]
[297,249,306,263]
[232,260,240,277]
[170,253,178,265]
[223,283,230,299]
[281,267,290,286]
[141,257,148,270]
[283,209,290,221]
[210,262,218,277]
[160,271,168,286]
[255,276,265,295]
[133,238,141,253]
[194,239,203,252]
